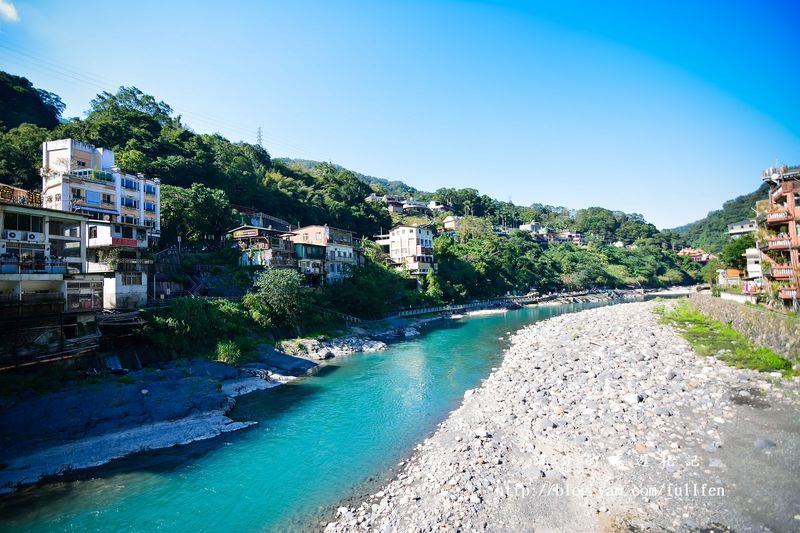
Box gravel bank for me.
[325,300,800,532]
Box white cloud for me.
[0,0,19,22]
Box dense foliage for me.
[673,184,769,253]
[0,71,64,130]
[143,297,253,355]
[418,220,696,305]
[243,269,311,329]
[719,234,756,271]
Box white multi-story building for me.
[40,139,158,308]
[41,139,161,238]
[376,224,437,278]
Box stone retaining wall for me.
[689,293,800,365]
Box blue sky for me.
[1,0,798,228]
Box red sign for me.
[112,237,139,247]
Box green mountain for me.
[672,183,769,253]
[276,158,420,197]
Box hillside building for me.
[228,226,296,269]
[375,224,437,279]
[727,220,756,239]
[291,225,357,283]
[40,139,160,308]
[758,165,800,308]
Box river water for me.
[0,300,619,532]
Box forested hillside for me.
[0,71,702,307]
[277,158,419,197]
[672,184,769,253]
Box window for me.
[76,160,86,167]
[121,197,138,209]
[144,184,157,195]
[144,201,156,212]
[86,190,101,205]
[102,193,112,204]
[89,226,97,239]
[71,188,82,199]
[3,214,43,232]
[302,233,309,242]
[121,272,142,285]
[121,178,139,191]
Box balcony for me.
[766,209,794,225]
[768,264,795,280]
[88,235,148,249]
[87,258,152,273]
[69,169,116,185]
[779,286,798,300]
[760,237,793,251]
[0,257,67,275]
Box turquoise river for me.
[0,300,620,532]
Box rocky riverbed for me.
[324,300,800,532]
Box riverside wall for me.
[688,292,800,365]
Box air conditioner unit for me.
[103,214,111,221]
[26,232,43,242]
[4,230,19,241]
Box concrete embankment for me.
[324,301,800,532]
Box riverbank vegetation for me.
[657,301,794,376]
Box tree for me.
[425,269,445,302]
[720,234,755,270]
[0,123,51,189]
[160,183,234,244]
[244,269,310,329]
[0,71,64,130]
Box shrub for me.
[215,340,244,366]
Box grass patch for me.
[657,301,795,376]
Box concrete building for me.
[294,242,326,287]
[727,219,756,239]
[228,226,296,269]
[230,204,292,232]
[365,193,405,213]
[375,224,437,279]
[41,139,160,308]
[41,139,161,241]
[519,221,544,234]
[758,164,800,308]
[291,225,357,283]
[0,197,109,316]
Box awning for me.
[74,205,119,215]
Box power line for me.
[0,42,310,155]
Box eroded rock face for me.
[323,301,800,533]
[0,359,281,495]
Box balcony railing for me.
[779,287,798,300]
[766,210,794,224]
[768,264,794,279]
[0,258,67,274]
[87,258,153,273]
[760,237,793,250]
